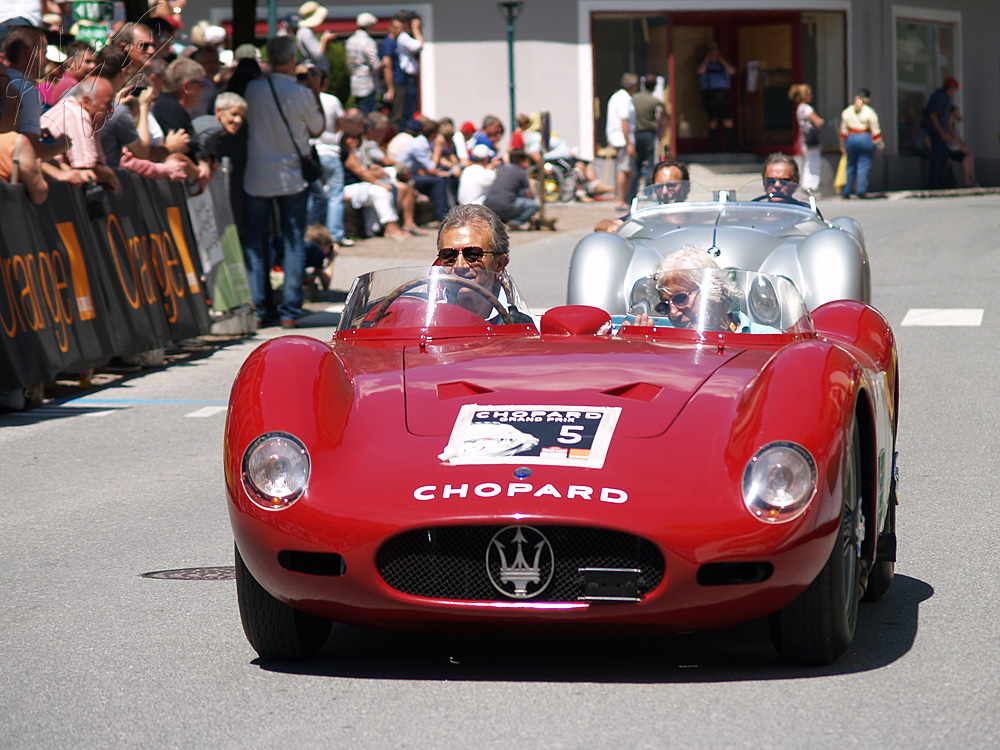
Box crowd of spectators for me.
[0,3,607,327]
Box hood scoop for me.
[404,341,742,438]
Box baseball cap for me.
[944,76,961,89]
[471,144,493,160]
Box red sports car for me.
[224,265,899,665]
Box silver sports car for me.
[567,180,870,313]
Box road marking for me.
[82,410,118,417]
[60,397,228,406]
[185,406,228,418]
[901,308,983,326]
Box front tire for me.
[235,544,331,661]
[770,423,863,665]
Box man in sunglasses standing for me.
[435,204,533,324]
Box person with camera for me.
[242,35,325,328]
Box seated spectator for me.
[40,40,96,106]
[385,117,417,163]
[40,76,120,192]
[0,130,48,203]
[458,144,497,205]
[948,106,978,188]
[471,115,504,158]
[342,130,409,240]
[398,116,454,222]
[484,148,538,230]
[357,111,425,235]
[192,91,247,161]
[440,116,470,167]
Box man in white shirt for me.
[243,35,325,328]
[458,144,497,205]
[605,73,638,210]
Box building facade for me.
[194,0,999,188]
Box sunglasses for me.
[763,177,793,190]
[135,42,157,52]
[437,246,496,265]
[654,290,692,308]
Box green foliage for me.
[326,41,350,103]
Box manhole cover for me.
[141,566,235,580]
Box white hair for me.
[653,245,736,306]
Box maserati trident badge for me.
[487,525,554,599]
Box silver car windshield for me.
[338,266,534,332]
[632,179,816,211]
[623,268,814,335]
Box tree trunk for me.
[232,0,258,48]
[123,0,148,23]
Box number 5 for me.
[557,425,584,444]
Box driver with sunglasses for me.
[758,152,806,204]
[434,204,534,324]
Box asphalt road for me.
[2,194,999,748]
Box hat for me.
[944,76,962,89]
[356,12,378,28]
[298,2,327,28]
[204,25,227,45]
[403,118,423,135]
[460,120,475,137]
[234,43,261,62]
[471,144,493,161]
[42,13,63,27]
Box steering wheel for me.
[752,192,807,206]
[370,275,514,325]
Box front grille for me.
[377,525,664,602]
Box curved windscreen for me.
[631,178,817,211]
[620,268,814,336]
[337,266,534,332]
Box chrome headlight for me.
[241,432,310,510]
[742,441,816,523]
[748,274,780,325]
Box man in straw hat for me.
[296,2,333,74]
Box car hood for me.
[402,338,746,438]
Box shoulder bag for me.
[265,76,324,183]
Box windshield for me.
[337,266,534,332]
[631,178,816,211]
[620,268,814,336]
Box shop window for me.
[896,18,958,155]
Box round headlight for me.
[742,441,816,523]
[242,432,310,510]
[748,274,780,325]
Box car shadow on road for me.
[255,574,932,682]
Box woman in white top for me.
[789,84,823,191]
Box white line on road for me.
[901,308,983,326]
[185,406,228,418]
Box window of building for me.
[896,13,960,155]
